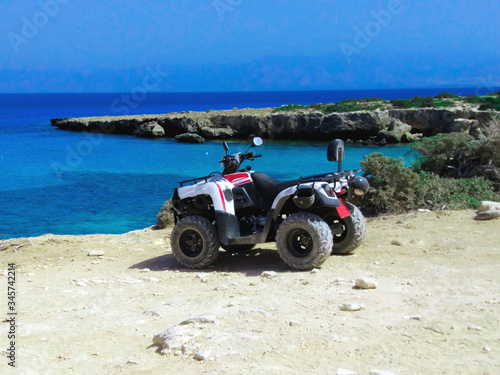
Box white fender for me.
[177,174,236,215]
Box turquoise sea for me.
[0,88,479,239]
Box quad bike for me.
[170,137,369,270]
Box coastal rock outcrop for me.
[132,121,165,138]
[50,106,498,143]
[378,119,413,143]
[175,133,205,143]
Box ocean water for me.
[0,88,478,239]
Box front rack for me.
[179,172,221,187]
[179,175,211,187]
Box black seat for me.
[251,172,298,199]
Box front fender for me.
[177,175,235,215]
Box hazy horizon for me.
[1,0,498,93]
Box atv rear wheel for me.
[170,216,220,268]
[276,212,332,270]
[324,202,365,255]
[221,244,255,253]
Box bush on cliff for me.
[464,93,500,111]
[354,120,500,213]
[412,120,500,190]
[156,199,175,229]
[390,96,455,109]
[354,153,500,213]
[275,98,387,114]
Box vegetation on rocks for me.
[156,199,175,229]
[354,119,500,213]
[275,97,388,114]
[274,92,500,113]
[464,92,500,111]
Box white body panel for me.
[177,174,236,215]
[178,174,341,218]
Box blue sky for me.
[0,0,498,92]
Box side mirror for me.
[252,137,263,147]
[327,139,345,162]
[223,141,229,154]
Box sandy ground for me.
[1,210,499,375]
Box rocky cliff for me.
[51,106,498,144]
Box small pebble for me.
[355,277,378,289]
[339,303,364,312]
[404,315,422,321]
[88,250,105,257]
[194,350,209,361]
[467,326,482,331]
[261,271,278,278]
[369,370,397,375]
[337,368,357,375]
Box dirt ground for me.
[1,210,499,375]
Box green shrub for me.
[156,199,175,229]
[412,121,500,190]
[435,92,460,99]
[275,104,310,112]
[465,94,500,110]
[355,153,500,213]
[356,121,500,213]
[390,96,435,108]
[413,173,499,210]
[433,100,455,107]
[273,98,387,114]
[390,95,457,109]
[411,132,477,177]
[356,153,419,212]
[323,101,361,113]
[390,96,423,109]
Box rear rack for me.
[300,169,362,183]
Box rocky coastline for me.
[50,102,498,145]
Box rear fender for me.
[271,183,348,218]
[270,185,297,219]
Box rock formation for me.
[50,105,498,144]
[132,121,165,138]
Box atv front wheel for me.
[276,212,333,270]
[170,216,220,268]
[221,244,255,253]
[324,202,366,255]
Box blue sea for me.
[0,88,480,239]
